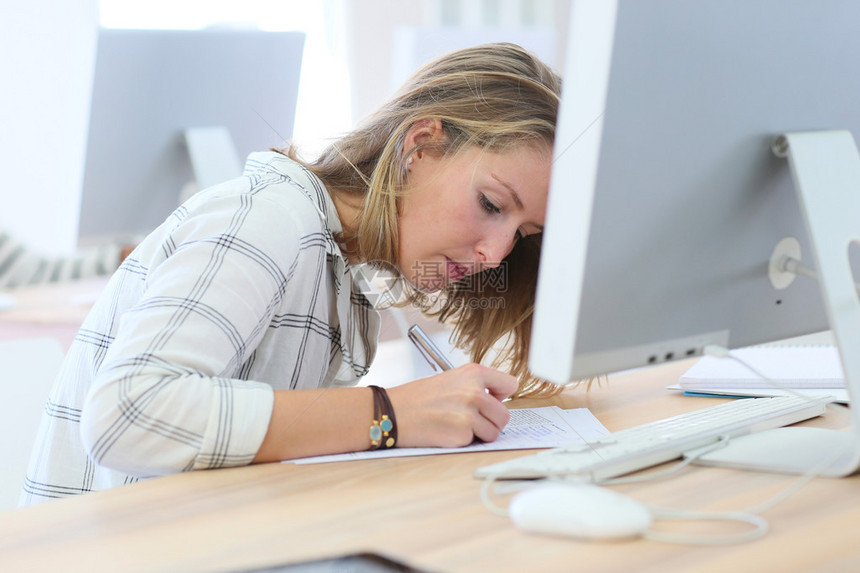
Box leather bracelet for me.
[368,385,397,450]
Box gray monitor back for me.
[78,28,304,240]
[531,0,860,382]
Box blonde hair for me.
[280,43,565,397]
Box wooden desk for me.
[0,361,856,573]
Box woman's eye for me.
[479,193,501,214]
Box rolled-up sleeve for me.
[80,189,307,476]
[20,153,378,506]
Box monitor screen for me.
[530,0,860,383]
[77,28,305,241]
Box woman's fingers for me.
[472,395,511,442]
[477,365,520,401]
[388,363,518,447]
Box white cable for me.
[642,508,769,545]
[480,438,768,545]
[595,436,731,485]
[480,468,771,545]
[703,345,853,515]
[479,472,513,517]
[781,256,819,282]
[781,255,860,296]
[479,343,854,545]
[642,345,853,543]
[703,344,845,409]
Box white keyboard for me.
[475,396,827,481]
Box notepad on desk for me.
[288,406,609,465]
[667,345,849,403]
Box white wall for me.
[343,0,571,125]
[0,0,98,255]
[342,1,424,125]
[0,1,570,256]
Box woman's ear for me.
[402,118,444,161]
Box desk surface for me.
[0,278,107,349]
[0,360,857,573]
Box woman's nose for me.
[475,233,513,269]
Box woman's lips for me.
[446,258,469,282]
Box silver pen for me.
[408,324,455,372]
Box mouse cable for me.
[594,436,732,486]
[477,419,735,513]
[600,345,850,510]
[478,344,852,545]
[478,465,771,545]
[641,508,770,545]
[699,344,852,516]
[479,471,518,517]
[636,345,852,545]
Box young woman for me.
[21,42,561,505]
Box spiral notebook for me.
[668,345,850,403]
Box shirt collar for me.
[243,150,344,245]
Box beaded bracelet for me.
[368,385,397,450]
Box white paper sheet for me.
[288,406,609,465]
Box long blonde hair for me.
[280,43,564,397]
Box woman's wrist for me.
[367,385,397,449]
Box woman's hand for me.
[253,363,517,463]
[386,363,519,448]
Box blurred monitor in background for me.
[78,28,305,242]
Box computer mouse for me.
[509,482,652,541]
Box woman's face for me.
[397,124,551,292]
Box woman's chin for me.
[397,260,448,293]
[406,275,447,294]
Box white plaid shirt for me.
[21,152,379,505]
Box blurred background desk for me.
[0,279,108,510]
[0,278,107,350]
[0,360,857,573]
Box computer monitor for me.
[530,0,860,475]
[77,28,305,241]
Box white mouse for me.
[509,482,652,541]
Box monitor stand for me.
[692,130,860,477]
[184,126,243,191]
